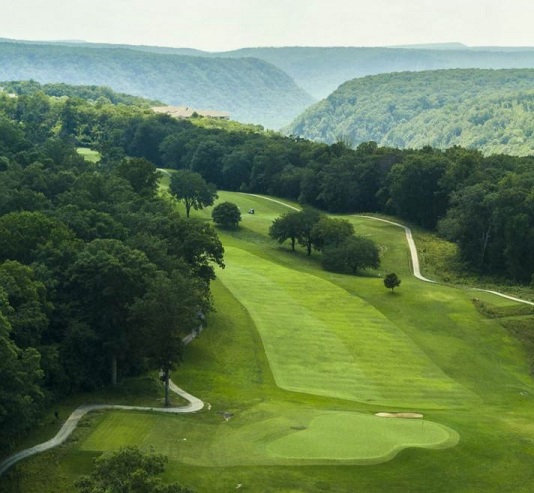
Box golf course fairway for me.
[217,246,477,409]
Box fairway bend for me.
[242,194,534,307]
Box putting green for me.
[267,412,458,462]
[79,405,458,466]
[217,246,477,409]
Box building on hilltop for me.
[152,105,230,120]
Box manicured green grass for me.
[267,412,458,462]
[7,190,534,493]
[78,407,457,466]
[218,246,476,408]
[76,147,101,163]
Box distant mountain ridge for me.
[2,38,534,129]
[52,41,534,99]
[0,41,314,129]
[286,69,534,157]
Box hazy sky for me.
[2,0,533,51]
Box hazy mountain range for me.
[1,38,534,136]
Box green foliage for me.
[0,95,227,444]
[75,446,193,493]
[0,308,44,452]
[2,80,161,107]
[114,157,159,197]
[383,273,401,292]
[169,170,217,218]
[129,271,206,406]
[288,69,534,156]
[268,210,302,251]
[0,261,51,348]
[0,41,314,129]
[211,201,241,229]
[310,215,354,251]
[321,235,380,274]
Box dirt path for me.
[245,194,533,306]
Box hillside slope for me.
[6,39,534,101]
[287,69,534,156]
[0,42,314,129]
[214,46,534,99]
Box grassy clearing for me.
[76,147,101,163]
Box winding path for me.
[0,370,203,476]
[246,193,534,306]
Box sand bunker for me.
[375,412,424,419]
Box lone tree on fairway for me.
[169,169,217,218]
[384,273,401,292]
[212,201,241,229]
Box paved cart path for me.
[246,194,534,306]
[0,381,203,476]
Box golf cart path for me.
[247,194,534,307]
[0,380,203,476]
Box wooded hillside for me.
[0,41,314,129]
[220,46,534,99]
[287,69,534,156]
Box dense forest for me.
[0,86,224,453]
[0,41,314,129]
[287,69,534,156]
[0,84,532,452]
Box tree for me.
[0,260,51,349]
[269,208,321,255]
[211,201,241,229]
[296,208,322,256]
[169,170,217,218]
[67,239,158,385]
[310,216,354,252]
[322,236,380,274]
[384,273,401,292]
[0,304,44,453]
[114,157,159,197]
[75,446,193,493]
[129,272,205,407]
[268,211,301,252]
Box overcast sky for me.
[2,0,533,51]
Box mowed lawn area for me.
[8,190,534,493]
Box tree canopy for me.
[169,170,218,218]
[212,201,241,229]
[287,69,534,157]
[75,446,193,493]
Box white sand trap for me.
[375,412,424,419]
